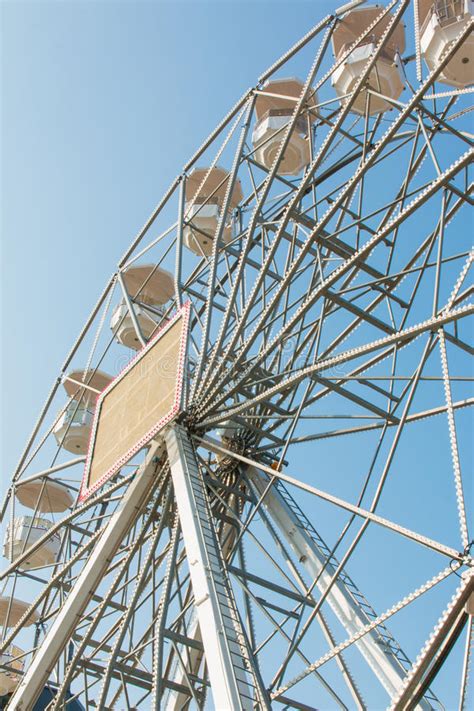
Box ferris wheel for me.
[1,0,473,708]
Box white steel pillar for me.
[164,515,242,710]
[246,466,433,710]
[9,441,164,711]
[164,504,243,710]
[165,425,269,711]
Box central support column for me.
[165,425,269,711]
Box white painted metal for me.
[164,510,242,711]
[8,441,163,711]
[331,42,405,114]
[246,466,432,709]
[165,425,269,711]
[335,0,368,14]
[183,202,233,256]
[14,475,75,513]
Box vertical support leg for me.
[164,501,244,711]
[165,425,269,711]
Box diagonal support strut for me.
[165,424,270,711]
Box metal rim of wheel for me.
[1,1,473,709]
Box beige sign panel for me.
[79,303,190,501]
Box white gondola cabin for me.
[419,0,474,87]
[53,369,112,453]
[111,264,174,349]
[3,515,61,569]
[331,5,406,114]
[0,596,39,628]
[15,478,73,513]
[183,167,243,256]
[252,78,317,175]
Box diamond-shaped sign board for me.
[79,303,190,501]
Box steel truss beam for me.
[199,147,473,418]
[201,303,473,426]
[165,425,270,710]
[195,437,463,562]
[196,0,411,399]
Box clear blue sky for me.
[1,1,472,707]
